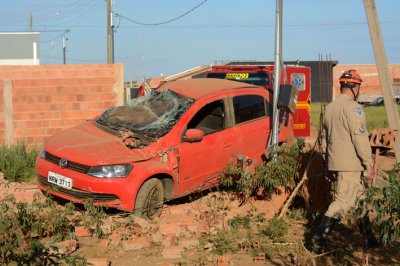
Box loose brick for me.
[121,237,150,251]
[217,255,231,266]
[99,239,110,248]
[53,239,78,255]
[86,258,110,266]
[109,232,122,246]
[74,226,91,237]
[161,246,184,259]
[179,238,199,249]
[151,232,163,243]
[159,223,181,236]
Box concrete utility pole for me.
[62,36,67,64]
[364,0,400,162]
[30,12,33,32]
[271,0,283,147]
[107,0,114,64]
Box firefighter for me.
[312,69,377,251]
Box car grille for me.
[37,175,120,202]
[45,152,91,174]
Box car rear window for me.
[233,95,266,124]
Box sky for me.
[0,0,399,82]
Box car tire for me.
[134,178,164,220]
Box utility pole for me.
[30,12,33,32]
[107,0,114,64]
[62,36,67,64]
[271,0,283,147]
[364,0,400,162]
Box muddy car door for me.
[228,92,271,168]
[177,97,237,194]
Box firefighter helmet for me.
[339,70,362,85]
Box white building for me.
[0,32,40,65]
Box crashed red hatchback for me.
[36,79,294,219]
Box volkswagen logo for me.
[59,158,68,168]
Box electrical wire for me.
[33,0,98,22]
[115,0,208,26]
[40,30,70,44]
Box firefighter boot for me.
[358,215,379,250]
[311,216,338,252]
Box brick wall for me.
[333,64,400,100]
[0,64,124,146]
[0,80,4,144]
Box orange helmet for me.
[339,69,362,85]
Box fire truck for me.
[206,65,311,138]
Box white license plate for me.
[48,171,73,190]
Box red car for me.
[36,79,294,219]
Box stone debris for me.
[86,257,110,266]
[52,239,78,255]
[162,246,184,259]
[74,226,91,237]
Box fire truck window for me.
[233,95,266,124]
[187,100,225,135]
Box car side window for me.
[233,95,266,124]
[187,100,225,135]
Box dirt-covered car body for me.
[36,79,294,215]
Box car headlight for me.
[40,148,46,159]
[88,164,133,178]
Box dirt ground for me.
[1,139,399,266]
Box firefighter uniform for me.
[323,94,373,219]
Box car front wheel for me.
[134,178,164,219]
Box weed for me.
[209,229,238,255]
[228,215,251,229]
[355,163,400,245]
[80,199,107,238]
[114,214,142,240]
[221,138,305,203]
[0,194,80,264]
[260,217,289,242]
[0,142,39,182]
[287,207,306,221]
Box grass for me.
[0,142,39,182]
[310,102,400,131]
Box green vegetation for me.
[356,163,400,245]
[0,142,39,182]
[311,102,400,131]
[310,102,326,131]
[363,105,400,130]
[221,138,305,202]
[259,217,289,242]
[0,194,85,265]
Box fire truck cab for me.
[206,65,311,138]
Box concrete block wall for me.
[0,64,124,146]
[333,64,400,100]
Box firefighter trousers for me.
[325,171,364,220]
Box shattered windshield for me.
[96,89,194,138]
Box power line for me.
[2,19,400,30]
[40,30,70,44]
[115,0,208,26]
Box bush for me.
[221,138,304,202]
[0,194,79,264]
[260,217,289,242]
[356,163,400,245]
[0,142,39,182]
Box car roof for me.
[158,78,261,100]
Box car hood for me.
[45,121,155,165]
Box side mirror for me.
[183,129,204,143]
